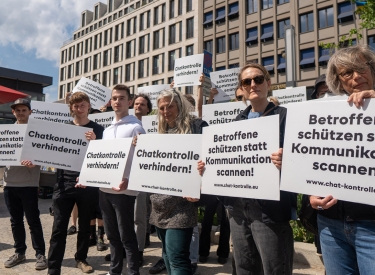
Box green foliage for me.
[290,194,315,243]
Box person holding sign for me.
[310,45,375,275]
[3,98,47,270]
[149,89,208,275]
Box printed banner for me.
[210,68,240,103]
[72,77,112,109]
[137,84,171,110]
[79,139,133,188]
[142,115,158,134]
[0,125,27,166]
[128,134,202,198]
[20,118,91,171]
[201,116,280,200]
[89,112,115,129]
[174,54,204,87]
[272,86,306,105]
[30,101,72,124]
[280,99,375,206]
[202,101,247,125]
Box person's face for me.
[316,83,329,98]
[71,100,90,118]
[240,67,270,102]
[235,88,245,102]
[337,59,374,95]
[111,89,132,113]
[12,105,31,124]
[134,97,150,117]
[158,97,179,126]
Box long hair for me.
[156,88,193,134]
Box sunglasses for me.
[236,96,243,101]
[241,75,266,87]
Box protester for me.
[310,74,331,99]
[310,44,375,274]
[3,98,47,270]
[268,96,280,106]
[47,92,104,275]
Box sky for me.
[0,0,100,102]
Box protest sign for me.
[203,50,213,78]
[30,101,72,124]
[78,138,133,188]
[201,116,280,200]
[142,115,158,134]
[0,125,27,166]
[174,54,204,87]
[72,77,112,109]
[128,134,202,198]
[21,118,91,171]
[202,101,247,125]
[272,86,306,105]
[89,112,114,129]
[137,84,170,110]
[210,68,240,103]
[280,99,375,206]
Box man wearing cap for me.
[311,74,331,99]
[3,98,47,270]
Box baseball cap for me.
[311,74,326,100]
[11,98,31,110]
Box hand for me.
[85,131,96,141]
[199,73,205,85]
[99,105,107,112]
[347,90,375,107]
[132,133,142,146]
[21,160,35,168]
[197,160,205,176]
[270,148,283,170]
[75,183,87,189]
[112,178,129,192]
[170,80,175,88]
[309,195,337,210]
[209,88,219,98]
[184,197,199,202]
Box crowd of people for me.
[2,44,375,275]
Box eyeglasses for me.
[338,63,371,79]
[236,95,243,101]
[241,75,265,87]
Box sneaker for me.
[76,260,93,273]
[97,237,107,251]
[191,263,198,275]
[199,256,208,263]
[149,258,166,274]
[218,256,227,264]
[89,237,97,247]
[4,253,26,268]
[214,224,221,236]
[67,225,77,235]
[35,254,47,270]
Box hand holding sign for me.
[112,177,129,192]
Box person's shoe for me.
[4,253,26,268]
[35,254,47,270]
[199,256,208,263]
[49,206,54,216]
[67,225,77,235]
[139,251,144,266]
[104,253,111,261]
[214,224,221,236]
[191,263,198,275]
[149,258,166,274]
[145,233,150,247]
[150,225,156,234]
[76,260,94,273]
[218,257,227,264]
[88,237,97,247]
[97,237,107,251]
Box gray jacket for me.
[4,166,40,187]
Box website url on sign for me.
[213,183,258,189]
[306,179,375,193]
[141,184,182,192]
[86,180,110,185]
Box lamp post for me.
[284,25,296,88]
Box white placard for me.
[210,68,240,103]
[202,76,212,97]
[201,116,280,200]
[142,115,158,134]
[174,54,204,87]
[128,134,202,198]
[0,125,27,166]
[88,112,115,129]
[21,118,91,171]
[280,99,375,206]
[30,101,72,124]
[272,86,306,105]
[202,101,247,125]
[137,84,171,110]
[78,139,133,188]
[72,77,112,109]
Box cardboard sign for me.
[137,84,171,110]
[272,86,306,105]
[210,68,240,103]
[142,115,158,134]
[30,101,72,124]
[79,138,133,188]
[0,125,27,166]
[72,77,112,109]
[21,118,91,171]
[174,54,204,87]
[280,99,375,206]
[201,116,280,200]
[202,101,247,125]
[89,112,115,129]
[128,134,202,198]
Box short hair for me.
[134,94,153,114]
[69,92,91,117]
[326,45,375,94]
[184,94,196,107]
[113,84,131,99]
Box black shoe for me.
[67,225,77,235]
[49,207,54,216]
[218,257,227,264]
[97,237,107,251]
[149,259,166,274]
[139,251,144,266]
[145,233,150,247]
[191,263,198,275]
[199,256,208,263]
[150,225,156,234]
[88,237,97,247]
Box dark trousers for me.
[4,186,45,257]
[99,191,140,275]
[199,198,230,258]
[47,184,97,275]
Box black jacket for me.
[319,198,375,221]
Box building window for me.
[153,55,159,75]
[262,0,273,10]
[300,12,314,33]
[300,48,315,69]
[186,0,192,12]
[247,0,258,14]
[82,13,86,27]
[154,6,159,25]
[94,5,99,20]
[339,39,356,48]
[93,53,100,70]
[162,4,166,22]
[278,0,289,4]
[216,7,226,24]
[186,18,194,39]
[229,33,239,50]
[102,71,110,87]
[60,67,65,81]
[75,61,80,76]
[178,0,182,15]
[228,2,239,19]
[113,67,121,85]
[229,63,239,69]
[126,41,132,58]
[139,36,145,54]
[246,27,258,46]
[59,85,65,99]
[115,25,120,41]
[278,18,290,39]
[186,86,193,94]
[114,45,122,62]
[216,66,226,71]
[147,11,151,28]
[140,13,144,31]
[169,24,176,44]
[204,40,213,54]
[125,64,131,81]
[262,56,274,74]
[216,36,226,54]
[318,7,334,28]
[368,36,375,51]
[318,47,331,66]
[138,59,145,78]
[154,30,160,49]
[84,57,90,73]
[108,0,113,12]
[103,49,110,67]
[168,50,176,71]
[203,11,213,28]
[261,23,273,42]
[338,2,354,24]
[186,45,194,56]
[277,54,286,73]
[170,0,175,19]
[119,10,123,17]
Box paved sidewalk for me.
[0,187,324,275]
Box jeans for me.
[4,187,45,257]
[48,184,97,275]
[157,227,193,275]
[100,191,140,275]
[228,198,293,275]
[134,192,149,251]
[318,214,375,275]
[189,226,199,263]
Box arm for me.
[270,148,283,170]
[207,88,218,104]
[197,74,204,118]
